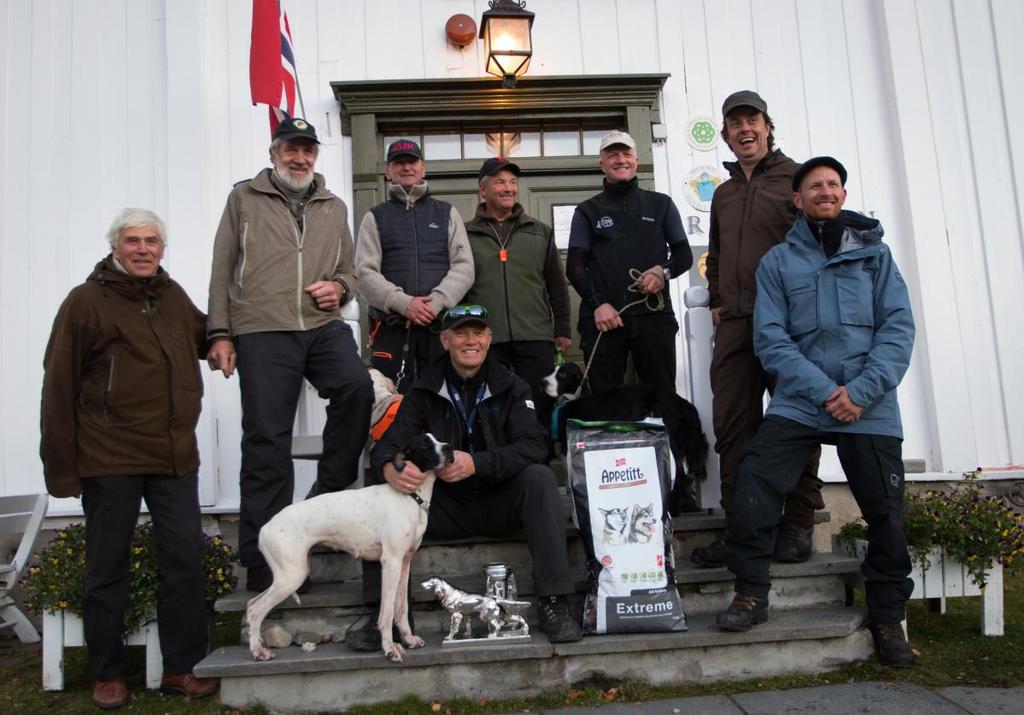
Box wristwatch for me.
[662,265,672,281]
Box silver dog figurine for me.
[421,577,531,641]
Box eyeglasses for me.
[443,304,488,321]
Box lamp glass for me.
[482,14,532,81]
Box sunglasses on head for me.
[444,304,488,321]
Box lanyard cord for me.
[446,380,487,452]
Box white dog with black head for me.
[246,432,454,663]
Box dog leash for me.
[394,321,412,391]
[575,269,666,398]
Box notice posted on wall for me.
[568,421,687,634]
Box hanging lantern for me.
[479,0,535,88]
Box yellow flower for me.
[57,600,67,609]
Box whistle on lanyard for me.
[499,248,508,263]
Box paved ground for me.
[508,682,1024,714]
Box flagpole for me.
[295,76,307,119]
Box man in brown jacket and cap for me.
[41,208,217,708]
[691,91,823,568]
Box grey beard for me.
[273,165,314,191]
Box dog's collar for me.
[409,491,429,512]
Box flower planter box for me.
[832,536,1004,636]
[41,610,162,691]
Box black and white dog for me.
[541,362,709,515]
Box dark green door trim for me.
[331,74,669,223]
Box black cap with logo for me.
[386,139,423,162]
[478,157,521,182]
[273,117,320,144]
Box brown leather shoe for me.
[93,678,128,709]
[159,673,219,698]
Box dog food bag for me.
[567,419,687,635]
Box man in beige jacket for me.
[207,117,372,592]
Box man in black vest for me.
[356,139,474,392]
[566,131,693,395]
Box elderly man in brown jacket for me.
[41,208,217,708]
[692,91,823,568]
[207,117,372,592]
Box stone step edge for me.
[307,509,832,552]
[195,606,866,678]
[215,552,862,613]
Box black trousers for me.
[728,416,913,623]
[711,317,823,524]
[368,319,444,394]
[578,312,678,395]
[236,321,372,567]
[361,464,573,604]
[488,340,555,405]
[81,473,208,681]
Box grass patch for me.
[2,572,1020,713]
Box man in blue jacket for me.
[715,157,917,668]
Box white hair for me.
[106,208,167,249]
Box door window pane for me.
[423,131,461,160]
[464,132,492,159]
[544,130,580,156]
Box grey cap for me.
[722,90,768,118]
[599,130,637,152]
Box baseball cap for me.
[792,156,848,192]
[599,130,637,152]
[273,117,320,144]
[478,157,521,182]
[441,304,491,331]
[386,139,423,162]
[721,90,768,118]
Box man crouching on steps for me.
[345,304,582,649]
[716,157,917,668]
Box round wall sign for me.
[682,165,726,212]
[685,115,719,151]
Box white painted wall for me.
[2,0,1021,513]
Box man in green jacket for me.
[463,157,571,404]
[692,91,823,568]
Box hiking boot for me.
[870,622,916,668]
[93,678,128,709]
[716,594,769,632]
[690,536,730,568]
[159,673,218,698]
[774,524,814,562]
[343,615,412,652]
[537,596,583,643]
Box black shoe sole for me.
[773,551,813,563]
[716,611,768,632]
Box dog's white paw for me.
[384,643,405,662]
[251,646,274,661]
[402,634,425,649]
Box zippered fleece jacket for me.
[370,354,548,497]
[355,182,473,321]
[40,257,208,497]
[754,211,915,438]
[463,203,571,343]
[707,150,799,319]
[207,169,357,340]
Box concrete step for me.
[304,508,832,583]
[217,551,861,647]
[196,606,873,713]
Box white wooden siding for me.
[1,0,1021,513]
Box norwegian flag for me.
[250,0,303,135]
